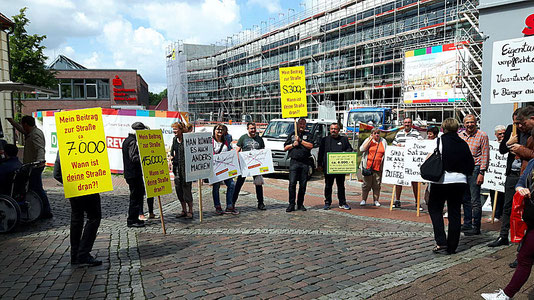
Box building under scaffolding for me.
[183,0,482,124]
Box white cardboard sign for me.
[482,141,506,193]
[208,150,241,184]
[183,132,213,182]
[239,149,274,177]
[404,139,436,183]
[381,146,410,186]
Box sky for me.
[2,0,323,93]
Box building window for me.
[97,79,110,99]
[86,79,97,98]
[73,79,84,99]
[61,79,72,99]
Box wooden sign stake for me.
[491,191,499,224]
[198,179,203,223]
[389,185,396,211]
[416,182,421,217]
[157,195,166,234]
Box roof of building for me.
[48,55,87,70]
[148,97,168,111]
[0,12,14,31]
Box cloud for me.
[247,0,282,14]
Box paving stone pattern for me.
[0,174,526,299]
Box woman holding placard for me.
[359,128,387,207]
[171,122,194,219]
[426,118,474,255]
[211,124,236,215]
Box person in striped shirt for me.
[460,114,490,236]
[392,117,423,209]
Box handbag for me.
[362,139,379,177]
[420,138,444,182]
[510,192,528,243]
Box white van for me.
[262,118,336,175]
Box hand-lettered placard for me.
[327,152,358,174]
[55,107,113,198]
[136,129,172,198]
[208,150,241,184]
[404,139,436,183]
[482,141,506,192]
[183,132,213,182]
[279,66,307,118]
[381,146,409,186]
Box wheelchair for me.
[0,161,44,233]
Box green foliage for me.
[149,88,167,106]
[10,7,57,91]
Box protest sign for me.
[183,132,213,182]
[239,149,274,177]
[482,141,506,193]
[491,36,534,104]
[55,107,113,198]
[381,146,409,186]
[136,129,172,198]
[279,66,307,118]
[208,150,241,184]
[327,152,358,174]
[404,139,436,183]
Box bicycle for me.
[0,161,44,233]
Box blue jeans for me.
[212,178,235,208]
[29,166,51,215]
[462,165,481,229]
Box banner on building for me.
[327,152,358,174]
[482,141,507,192]
[55,108,113,198]
[381,146,410,186]
[279,66,307,118]
[183,132,213,182]
[208,150,241,184]
[239,149,274,177]
[136,129,173,198]
[490,36,534,104]
[403,42,467,104]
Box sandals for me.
[432,245,448,253]
[185,212,194,219]
[176,211,187,218]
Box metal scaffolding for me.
[185,0,482,123]
[166,41,188,112]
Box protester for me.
[486,125,506,223]
[359,127,387,207]
[284,118,314,212]
[7,116,52,219]
[460,114,490,236]
[318,123,353,210]
[232,122,266,212]
[481,156,534,300]
[122,122,152,227]
[392,117,422,209]
[171,122,194,219]
[139,198,155,220]
[0,144,22,195]
[54,153,102,266]
[427,118,474,255]
[211,124,236,215]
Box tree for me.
[149,88,167,106]
[10,7,57,114]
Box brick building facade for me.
[19,55,149,116]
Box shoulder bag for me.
[420,138,444,182]
[362,139,379,177]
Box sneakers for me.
[323,204,330,210]
[297,205,307,211]
[148,213,156,219]
[127,221,145,228]
[419,206,424,211]
[394,200,401,208]
[486,217,500,223]
[360,200,366,206]
[443,212,448,218]
[509,259,518,268]
[481,289,510,300]
[374,201,381,207]
[464,228,481,236]
[257,203,266,210]
[339,204,351,210]
[139,214,147,221]
[286,205,295,212]
[215,206,224,215]
[225,207,240,215]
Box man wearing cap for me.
[122,122,150,228]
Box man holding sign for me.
[318,123,353,210]
[284,118,314,212]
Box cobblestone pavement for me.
[0,173,528,299]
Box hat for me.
[131,122,147,130]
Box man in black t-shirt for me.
[284,118,314,212]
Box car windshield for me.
[262,121,313,138]
[347,112,382,127]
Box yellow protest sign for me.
[55,108,113,198]
[279,66,307,118]
[136,129,172,198]
[327,153,358,174]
